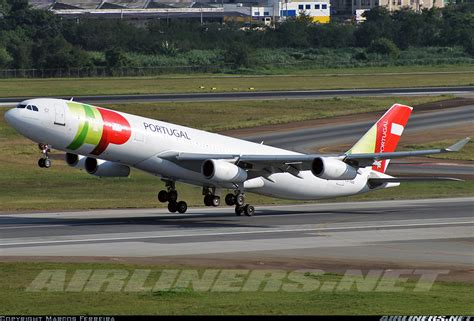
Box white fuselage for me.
[4,98,385,200]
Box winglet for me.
[446,137,470,152]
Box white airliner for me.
[4,98,469,216]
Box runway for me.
[1,86,473,106]
[1,198,473,268]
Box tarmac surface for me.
[1,198,473,270]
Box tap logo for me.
[66,102,131,155]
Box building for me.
[274,0,331,23]
[27,0,330,23]
[331,0,444,16]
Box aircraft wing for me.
[167,137,470,172]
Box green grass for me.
[1,95,472,212]
[1,262,472,315]
[1,65,473,97]
[104,95,445,132]
[405,139,474,161]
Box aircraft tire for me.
[44,159,51,168]
[158,190,168,203]
[225,194,235,206]
[168,190,178,202]
[235,205,244,216]
[177,201,187,214]
[168,201,178,213]
[244,205,255,216]
[235,194,245,206]
[204,195,213,206]
[211,196,220,207]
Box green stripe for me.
[66,104,96,150]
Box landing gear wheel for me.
[168,190,178,202]
[225,194,236,206]
[243,204,255,216]
[235,193,245,207]
[211,196,220,207]
[204,195,213,206]
[158,190,169,203]
[38,158,45,168]
[177,201,187,214]
[43,159,52,168]
[168,201,178,213]
[235,205,244,216]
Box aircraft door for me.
[54,103,66,126]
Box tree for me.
[0,46,12,67]
[105,48,130,68]
[367,38,400,59]
[224,43,253,68]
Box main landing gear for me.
[157,181,187,214]
[224,192,255,217]
[203,188,254,216]
[37,143,52,168]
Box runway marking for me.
[0,220,472,247]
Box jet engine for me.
[84,157,130,177]
[311,157,358,180]
[65,153,86,169]
[202,159,247,182]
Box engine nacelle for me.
[311,157,358,180]
[65,153,86,169]
[202,159,247,183]
[84,157,130,177]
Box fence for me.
[0,57,473,78]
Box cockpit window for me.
[17,104,27,109]
[25,105,39,111]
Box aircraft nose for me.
[4,108,17,125]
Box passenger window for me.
[27,105,32,110]
[17,104,26,109]
[32,105,39,111]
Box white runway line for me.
[1,220,472,247]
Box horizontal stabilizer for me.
[345,137,470,167]
[368,177,463,184]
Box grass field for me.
[1,95,472,212]
[1,65,473,97]
[1,262,472,315]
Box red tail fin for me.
[347,104,413,173]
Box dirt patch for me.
[1,255,472,283]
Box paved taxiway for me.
[1,86,473,106]
[1,198,473,268]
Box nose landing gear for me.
[38,143,52,168]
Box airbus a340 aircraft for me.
[5,98,469,216]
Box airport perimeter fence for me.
[1,57,473,78]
